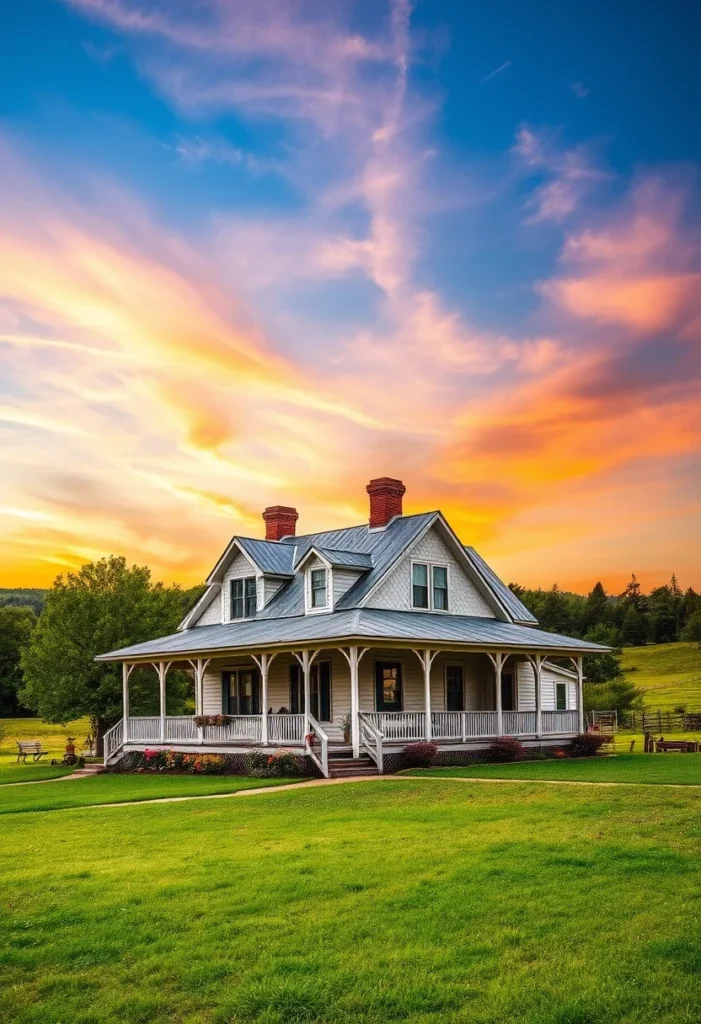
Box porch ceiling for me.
[96,607,608,662]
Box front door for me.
[375,662,403,712]
[310,661,332,722]
[223,669,260,715]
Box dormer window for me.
[412,562,449,612]
[310,568,328,609]
[231,577,257,620]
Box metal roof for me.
[97,607,608,661]
[463,547,537,625]
[257,512,437,619]
[235,537,295,576]
[297,546,374,570]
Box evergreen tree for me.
[620,603,649,646]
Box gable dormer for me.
[295,546,373,614]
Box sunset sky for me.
[1,0,700,593]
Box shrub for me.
[488,737,526,762]
[245,749,303,778]
[132,749,227,773]
[404,742,438,768]
[569,733,610,758]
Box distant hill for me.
[621,642,701,710]
[0,589,47,615]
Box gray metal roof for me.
[236,537,295,576]
[257,512,437,619]
[464,547,537,625]
[298,546,374,570]
[98,607,608,661]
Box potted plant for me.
[341,713,351,745]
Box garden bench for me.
[16,741,49,762]
[654,738,699,753]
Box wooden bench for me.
[16,741,48,763]
[654,738,699,753]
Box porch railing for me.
[503,711,537,736]
[129,716,162,741]
[358,713,384,773]
[431,711,499,741]
[542,710,578,734]
[305,714,329,778]
[363,711,425,741]
[103,720,123,764]
[268,714,305,745]
[165,716,198,742]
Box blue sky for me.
[0,0,699,590]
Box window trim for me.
[229,575,258,621]
[305,563,333,614]
[410,560,451,613]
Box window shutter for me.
[221,672,231,714]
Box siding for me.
[333,568,363,606]
[194,590,223,627]
[367,525,496,617]
[516,660,578,711]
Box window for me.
[433,565,448,611]
[412,563,429,608]
[500,673,515,712]
[412,562,449,611]
[375,662,403,712]
[555,682,567,711]
[231,576,257,619]
[289,663,332,721]
[222,669,260,715]
[446,665,464,711]
[310,568,328,609]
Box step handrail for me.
[305,714,329,778]
[103,719,124,765]
[358,712,384,774]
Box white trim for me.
[178,583,221,631]
[304,564,333,615]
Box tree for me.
[20,556,196,754]
[0,606,37,715]
[621,574,643,608]
[583,582,611,634]
[582,623,622,683]
[620,603,648,647]
[584,676,644,715]
[681,611,701,647]
[539,585,574,636]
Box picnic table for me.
[16,741,49,762]
[653,737,699,753]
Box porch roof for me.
[96,608,608,662]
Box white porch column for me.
[533,654,544,739]
[122,662,133,743]
[293,649,319,737]
[412,649,439,742]
[339,646,369,758]
[188,658,211,745]
[576,655,584,734]
[252,653,278,745]
[488,652,506,736]
[156,661,168,743]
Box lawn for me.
[0,772,301,814]
[0,718,92,785]
[1,777,701,1024]
[621,642,701,709]
[403,752,701,785]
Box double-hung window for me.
[231,576,257,620]
[412,563,449,611]
[555,682,567,711]
[310,568,328,609]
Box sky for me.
[1,0,700,594]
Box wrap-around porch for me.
[105,644,585,777]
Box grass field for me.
[0,717,92,784]
[621,642,701,709]
[2,774,701,1024]
[403,752,701,785]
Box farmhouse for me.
[98,478,607,775]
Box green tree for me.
[582,623,622,683]
[620,603,648,647]
[583,582,611,634]
[583,676,644,715]
[20,556,196,753]
[0,606,37,715]
[681,610,701,647]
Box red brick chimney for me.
[366,477,406,528]
[262,506,298,541]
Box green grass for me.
[0,718,92,785]
[0,763,74,785]
[622,642,701,709]
[0,772,301,815]
[1,778,701,1023]
[403,752,701,785]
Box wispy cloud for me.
[481,60,512,84]
[513,125,609,224]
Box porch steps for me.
[327,754,378,779]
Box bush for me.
[569,733,610,758]
[245,749,304,778]
[404,742,438,768]
[488,737,526,762]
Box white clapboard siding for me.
[515,659,578,712]
[194,591,223,627]
[366,524,496,617]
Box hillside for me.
[621,642,701,710]
[0,589,46,614]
